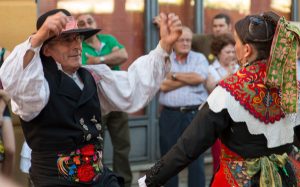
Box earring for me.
[243,59,249,67]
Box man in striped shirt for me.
[158,26,209,187]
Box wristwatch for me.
[100,56,105,63]
[171,73,177,80]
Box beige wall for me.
[299,0,300,21]
[0,1,36,186]
[0,0,36,51]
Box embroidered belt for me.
[57,144,103,183]
[220,143,300,187]
[164,105,200,112]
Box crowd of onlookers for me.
[0,10,299,187]
[0,12,239,187]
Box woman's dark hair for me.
[235,11,280,61]
[211,33,235,57]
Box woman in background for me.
[206,33,238,93]
[205,33,239,174]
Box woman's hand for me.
[138,175,147,187]
[159,13,182,53]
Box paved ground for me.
[131,159,213,187]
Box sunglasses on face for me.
[177,38,192,43]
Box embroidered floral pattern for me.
[222,161,237,186]
[219,61,284,124]
[266,17,300,115]
[57,144,103,183]
[77,163,95,182]
[145,159,164,187]
[220,143,300,186]
[288,147,300,185]
[58,114,104,183]
[228,161,251,187]
[221,144,251,186]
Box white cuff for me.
[138,175,147,187]
[28,36,42,54]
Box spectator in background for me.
[158,26,209,187]
[76,14,128,67]
[139,11,300,187]
[0,47,15,178]
[0,9,182,186]
[205,33,238,174]
[76,13,132,187]
[192,14,233,176]
[192,13,232,64]
[206,33,238,93]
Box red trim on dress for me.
[211,144,244,187]
[212,143,300,186]
[219,61,284,124]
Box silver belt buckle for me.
[180,106,187,112]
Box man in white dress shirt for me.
[0,9,182,187]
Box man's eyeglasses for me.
[177,38,192,43]
[248,16,272,42]
[47,34,84,45]
[77,19,94,28]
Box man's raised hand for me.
[159,13,182,53]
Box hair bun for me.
[262,11,280,27]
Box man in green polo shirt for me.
[77,14,132,187]
[81,33,127,70]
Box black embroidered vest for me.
[21,66,103,153]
